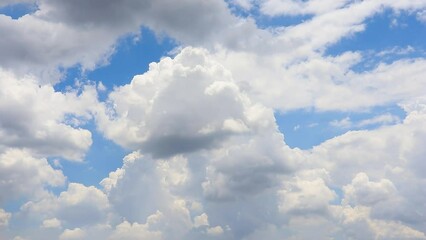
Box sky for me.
[1,0,426,239]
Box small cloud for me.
[376,46,415,57]
[356,113,400,128]
[59,228,86,240]
[52,159,63,169]
[42,218,62,229]
[193,213,209,228]
[293,124,300,131]
[329,114,400,129]
[97,81,107,92]
[207,226,224,236]
[390,18,399,28]
[0,209,11,227]
[416,10,426,24]
[329,117,352,129]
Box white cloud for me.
[42,218,62,229]
[342,172,397,206]
[330,114,401,129]
[0,69,96,160]
[97,47,279,158]
[207,226,224,236]
[0,0,269,81]
[357,114,401,127]
[109,219,163,240]
[337,206,426,240]
[278,172,336,215]
[193,213,209,228]
[0,149,65,204]
[17,182,111,237]
[0,208,11,227]
[100,152,194,239]
[417,10,426,24]
[330,117,352,129]
[59,228,86,240]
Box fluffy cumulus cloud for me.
[97,47,285,160]
[1,0,426,239]
[0,69,96,160]
[0,149,65,204]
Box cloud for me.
[41,218,61,229]
[330,114,401,129]
[330,117,352,129]
[193,213,209,228]
[417,10,426,24]
[109,219,163,240]
[231,0,253,11]
[278,172,336,215]
[0,208,11,227]
[59,228,86,240]
[0,69,96,160]
[0,0,270,82]
[0,149,65,204]
[2,0,426,239]
[97,47,280,159]
[19,182,110,232]
[342,172,397,206]
[5,60,426,239]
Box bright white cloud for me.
[0,149,65,204]
[19,182,110,232]
[97,47,283,160]
[278,173,336,215]
[0,69,96,160]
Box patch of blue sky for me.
[3,198,27,214]
[55,27,176,97]
[330,187,344,205]
[87,28,176,90]
[253,13,311,29]
[326,9,426,72]
[0,2,37,19]
[275,104,406,149]
[48,122,127,190]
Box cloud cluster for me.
[1,0,426,239]
[0,0,268,82]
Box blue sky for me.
[1,1,426,240]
